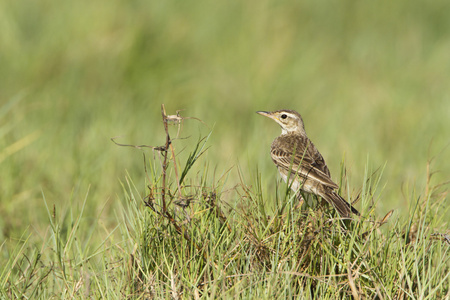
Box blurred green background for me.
[1,0,449,240]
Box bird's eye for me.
[281,114,287,119]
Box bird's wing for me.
[271,136,339,189]
[310,148,331,177]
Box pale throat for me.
[281,128,290,135]
[281,126,303,135]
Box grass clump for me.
[117,106,449,299]
[0,105,448,299]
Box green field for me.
[1,0,449,298]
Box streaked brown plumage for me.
[257,109,359,217]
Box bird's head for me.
[257,110,306,135]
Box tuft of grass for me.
[1,107,448,298]
[117,109,450,299]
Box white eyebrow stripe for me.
[280,112,296,118]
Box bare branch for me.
[111,136,166,151]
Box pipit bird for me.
[257,110,359,218]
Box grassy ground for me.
[1,0,449,298]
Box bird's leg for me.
[319,197,329,210]
[295,192,305,209]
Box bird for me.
[257,109,359,218]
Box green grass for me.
[2,121,449,298]
[1,0,450,298]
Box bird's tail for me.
[320,191,360,218]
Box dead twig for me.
[157,105,209,262]
[161,105,183,199]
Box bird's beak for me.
[256,111,278,122]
